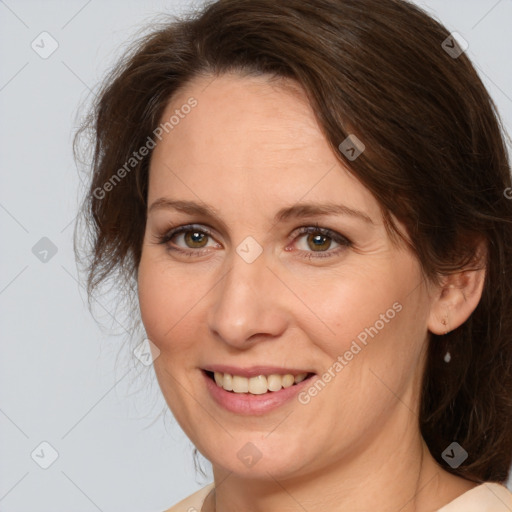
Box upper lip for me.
[202,365,314,378]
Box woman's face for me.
[138,73,434,480]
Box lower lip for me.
[203,371,314,415]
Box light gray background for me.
[1,1,511,511]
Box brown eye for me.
[306,232,332,252]
[183,230,209,248]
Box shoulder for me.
[438,482,512,511]
[162,483,215,512]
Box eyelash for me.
[154,223,352,260]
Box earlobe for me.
[427,250,487,336]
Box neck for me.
[205,412,476,512]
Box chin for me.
[195,431,318,482]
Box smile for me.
[202,367,316,414]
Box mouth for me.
[203,370,315,395]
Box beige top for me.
[164,482,512,512]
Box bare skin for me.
[137,73,484,512]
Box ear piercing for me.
[442,317,451,362]
[441,317,449,335]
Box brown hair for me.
[75,0,512,483]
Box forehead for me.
[153,73,327,163]
[148,73,381,223]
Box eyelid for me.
[155,223,216,245]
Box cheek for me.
[137,252,219,374]
[137,263,168,343]
[296,257,427,396]
[291,264,411,352]
[137,254,192,350]
[137,256,200,409]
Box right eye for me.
[156,224,221,256]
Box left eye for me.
[292,226,351,258]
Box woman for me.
[75,0,512,510]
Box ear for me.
[427,240,487,335]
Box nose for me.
[207,250,289,349]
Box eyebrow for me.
[148,198,374,225]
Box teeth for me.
[232,375,249,393]
[248,375,267,395]
[267,374,283,392]
[222,373,233,391]
[213,371,308,394]
[282,374,295,388]
[294,373,307,384]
